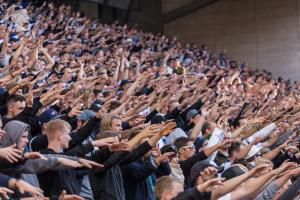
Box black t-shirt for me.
[37,148,81,198]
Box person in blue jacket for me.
[121,144,173,200]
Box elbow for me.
[211,189,222,200]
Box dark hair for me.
[161,144,177,155]
[174,137,192,150]
[7,94,25,104]
[228,142,241,158]
[201,122,210,135]
[108,100,122,112]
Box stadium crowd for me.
[0,0,299,199]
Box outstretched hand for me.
[0,144,23,163]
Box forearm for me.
[212,171,253,199]
[262,146,282,160]
[277,177,300,200]
[190,118,204,140]
[147,134,162,148]
[240,127,257,140]
[237,143,254,159]
[203,143,220,157]
[235,172,276,199]
[10,44,25,66]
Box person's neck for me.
[179,154,188,161]
[47,142,62,153]
[6,111,14,118]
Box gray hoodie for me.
[1,120,30,148]
[0,120,61,187]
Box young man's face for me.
[62,68,72,81]
[170,154,179,164]
[9,101,26,117]
[17,131,29,150]
[111,118,123,133]
[58,127,71,149]
[179,141,195,159]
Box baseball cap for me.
[90,99,102,112]
[151,115,166,125]
[77,109,96,121]
[39,108,63,124]
[160,144,177,155]
[190,160,223,183]
[186,109,198,121]
[221,164,248,180]
[119,80,133,88]
[10,33,19,41]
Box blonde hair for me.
[46,119,71,140]
[100,114,119,132]
[254,158,274,169]
[155,176,182,200]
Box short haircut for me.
[108,100,122,112]
[201,122,210,135]
[155,176,182,200]
[174,137,192,151]
[45,119,71,140]
[7,94,25,105]
[100,114,120,132]
[228,142,241,158]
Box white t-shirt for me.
[218,193,231,200]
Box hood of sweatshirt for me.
[1,120,30,147]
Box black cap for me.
[151,115,166,125]
[186,109,198,121]
[190,160,223,183]
[160,144,177,155]
[221,165,247,180]
[119,80,132,88]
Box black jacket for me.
[179,151,207,188]
[121,158,171,200]
[37,143,94,198]
[172,188,211,200]
[2,99,43,136]
[30,117,99,152]
[89,141,153,200]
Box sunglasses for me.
[181,145,195,151]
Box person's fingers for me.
[205,177,225,186]
[5,155,14,163]
[38,153,48,160]
[0,189,9,199]
[254,164,270,172]
[75,162,83,168]
[0,187,14,194]
[88,161,103,168]
[18,186,24,194]
[7,153,19,163]
[84,163,92,169]
[35,187,44,196]
[58,190,66,200]
[11,147,23,155]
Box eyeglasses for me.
[181,145,195,151]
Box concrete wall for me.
[164,0,300,80]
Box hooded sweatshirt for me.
[1,120,30,148]
[0,120,60,188]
